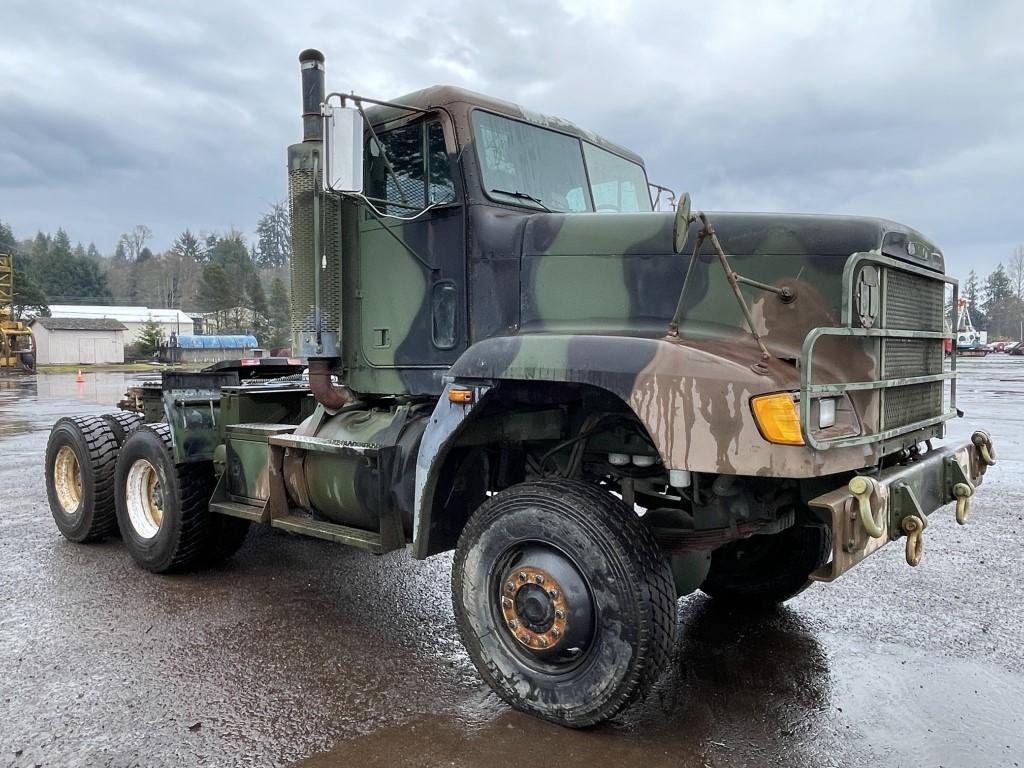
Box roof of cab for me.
[362,85,644,166]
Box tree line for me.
[0,202,292,349]
[962,247,1024,340]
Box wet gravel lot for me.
[1,360,1022,767]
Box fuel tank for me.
[283,403,429,534]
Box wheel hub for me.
[125,458,164,539]
[500,565,570,650]
[53,445,82,514]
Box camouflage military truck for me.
[44,49,995,727]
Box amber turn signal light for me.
[448,388,474,404]
[751,393,805,446]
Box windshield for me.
[472,110,651,213]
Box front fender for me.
[446,334,881,478]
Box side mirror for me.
[672,192,692,253]
[323,104,364,192]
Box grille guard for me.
[800,252,959,450]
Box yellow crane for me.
[0,254,35,372]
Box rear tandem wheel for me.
[44,416,121,542]
[114,423,249,572]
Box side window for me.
[427,122,456,205]
[364,120,455,214]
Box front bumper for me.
[808,430,995,581]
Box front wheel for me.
[452,480,677,728]
[700,524,832,605]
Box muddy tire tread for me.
[46,416,120,541]
[453,479,676,727]
[101,411,145,446]
[118,423,215,572]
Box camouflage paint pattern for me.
[279,77,974,557]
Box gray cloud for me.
[0,0,1021,278]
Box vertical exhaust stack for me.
[300,48,325,142]
[288,48,343,372]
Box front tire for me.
[452,479,676,728]
[700,524,832,605]
[114,424,215,573]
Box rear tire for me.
[45,416,119,542]
[101,411,144,446]
[700,525,831,605]
[114,424,215,573]
[452,479,677,728]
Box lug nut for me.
[518,571,528,582]
[547,588,559,599]
[534,574,544,584]
[508,619,518,629]
[501,597,512,609]
[554,609,565,620]
[551,628,561,639]
[537,637,548,648]
[520,634,531,645]
[505,581,514,593]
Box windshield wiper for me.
[490,188,551,212]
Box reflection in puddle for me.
[301,597,837,768]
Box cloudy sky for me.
[1,0,1021,278]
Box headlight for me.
[818,397,837,429]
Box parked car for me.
[1008,342,1024,355]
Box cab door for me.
[356,117,465,380]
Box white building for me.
[30,317,127,365]
[46,305,195,344]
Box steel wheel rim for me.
[53,445,82,514]
[490,542,596,674]
[125,458,164,539]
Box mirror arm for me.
[354,101,409,204]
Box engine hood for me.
[517,210,943,346]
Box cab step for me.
[270,514,384,553]
[209,500,265,522]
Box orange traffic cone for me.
[75,369,84,383]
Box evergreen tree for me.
[171,229,202,262]
[197,264,238,332]
[12,269,49,318]
[246,273,270,342]
[136,318,164,356]
[253,202,291,267]
[0,221,16,254]
[268,278,290,350]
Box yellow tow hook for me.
[972,430,996,468]
[953,482,975,525]
[848,476,886,539]
[901,514,927,567]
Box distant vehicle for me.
[1008,342,1024,356]
[991,341,1011,352]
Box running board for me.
[209,500,265,522]
[270,515,384,553]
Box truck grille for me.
[879,266,947,431]
[882,338,945,379]
[881,381,944,431]
[884,268,945,332]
